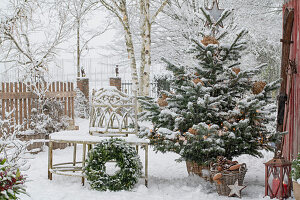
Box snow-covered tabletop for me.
[48,130,150,186]
[49,131,150,144]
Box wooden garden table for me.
[48,131,150,186]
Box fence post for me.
[110,77,121,91]
[76,78,89,100]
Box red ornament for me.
[264,158,292,199]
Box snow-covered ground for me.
[20,119,279,200]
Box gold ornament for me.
[252,81,266,95]
[201,36,219,46]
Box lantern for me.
[265,158,292,199]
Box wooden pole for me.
[48,141,53,180]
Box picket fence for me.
[0,82,76,132]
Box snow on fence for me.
[0,81,76,133]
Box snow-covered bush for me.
[29,99,68,135]
[0,159,26,199]
[74,88,89,119]
[0,111,27,168]
[0,111,27,199]
[292,153,300,183]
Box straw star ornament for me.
[205,0,225,27]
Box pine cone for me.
[157,98,168,107]
[157,94,168,107]
[161,94,168,99]
[232,67,240,75]
[188,128,198,135]
[252,81,267,95]
[201,36,219,46]
[192,78,204,86]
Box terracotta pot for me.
[293,182,300,200]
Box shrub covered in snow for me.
[292,153,300,183]
[29,99,68,135]
[0,111,27,199]
[74,88,89,119]
[0,159,26,199]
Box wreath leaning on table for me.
[84,138,142,191]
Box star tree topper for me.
[227,180,247,198]
[205,0,225,27]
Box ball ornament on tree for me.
[252,81,267,95]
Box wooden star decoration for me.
[227,180,246,198]
[205,0,225,27]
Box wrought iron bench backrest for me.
[89,87,138,137]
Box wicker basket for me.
[211,163,247,196]
[186,161,212,181]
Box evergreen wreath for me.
[84,138,142,191]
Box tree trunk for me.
[143,21,151,96]
[77,20,80,78]
[140,0,151,97]
[139,0,146,96]
[121,4,139,95]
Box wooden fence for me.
[0,82,76,131]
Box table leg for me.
[82,143,87,186]
[88,144,92,152]
[136,145,139,154]
[145,144,148,187]
[48,141,53,180]
[73,143,77,172]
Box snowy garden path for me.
[20,119,274,200]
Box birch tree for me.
[139,0,168,96]
[98,0,168,96]
[97,0,139,94]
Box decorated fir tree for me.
[139,6,280,166]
